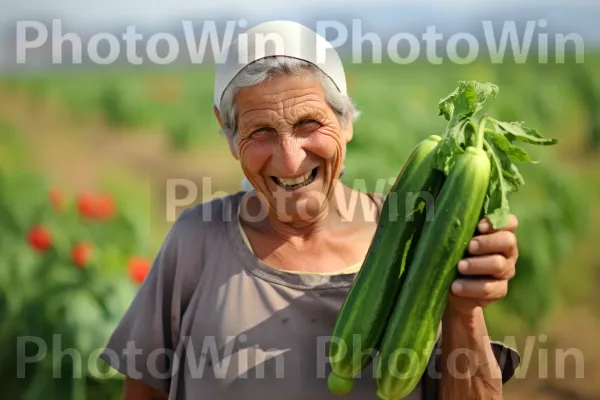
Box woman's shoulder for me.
[153,191,244,298]
[173,191,244,231]
[159,191,244,262]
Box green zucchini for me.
[327,135,446,395]
[375,146,491,400]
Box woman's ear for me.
[215,105,240,160]
[343,115,354,144]
[227,136,240,160]
[213,105,224,129]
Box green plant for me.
[166,119,198,151]
[328,135,445,395]
[98,83,150,128]
[377,142,491,400]
[496,162,592,329]
[329,81,559,399]
[570,65,600,150]
[376,82,557,398]
[0,167,152,399]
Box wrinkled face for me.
[225,72,352,223]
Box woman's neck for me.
[240,183,378,243]
[238,183,381,273]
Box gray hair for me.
[217,56,359,140]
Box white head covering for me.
[213,20,347,111]
[213,20,348,191]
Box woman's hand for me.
[439,215,519,399]
[447,214,519,315]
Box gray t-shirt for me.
[99,190,520,399]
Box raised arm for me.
[439,216,520,399]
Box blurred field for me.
[1,55,599,399]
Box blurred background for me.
[1,0,599,399]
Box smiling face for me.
[222,71,353,224]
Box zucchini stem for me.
[441,116,456,137]
[474,116,488,150]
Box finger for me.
[477,214,519,234]
[457,255,515,280]
[451,278,508,301]
[448,293,494,309]
[468,230,518,259]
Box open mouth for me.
[272,167,318,190]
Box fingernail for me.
[452,281,463,293]
[458,260,469,272]
[478,221,490,233]
[468,240,479,253]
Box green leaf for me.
[477,114,559,229]
[503,164,525,192]
[485,130,533,163]
[438,81,499,122]
[64,291,106,357]
[433,120,468,175]
[483,139,511,229]
[434,81,499,176]
[462,118,478,148]
[489,119,559,146]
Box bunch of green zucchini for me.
[327,81,558,399]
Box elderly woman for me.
[100,21,520,400]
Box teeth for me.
[278,172,311,186]
[274,170,316,189]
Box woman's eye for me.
[250,128,270,137]
[298,119,321,129]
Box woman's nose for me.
[272,136,307,176]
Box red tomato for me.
[72,242,93,268]
[77,192,116,220]
[27,225,52,252]
[95,193,116,220]
[77,192,97,218]
[128,256,151,284]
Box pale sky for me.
[4,0,593,28]
[1,0,598,71]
